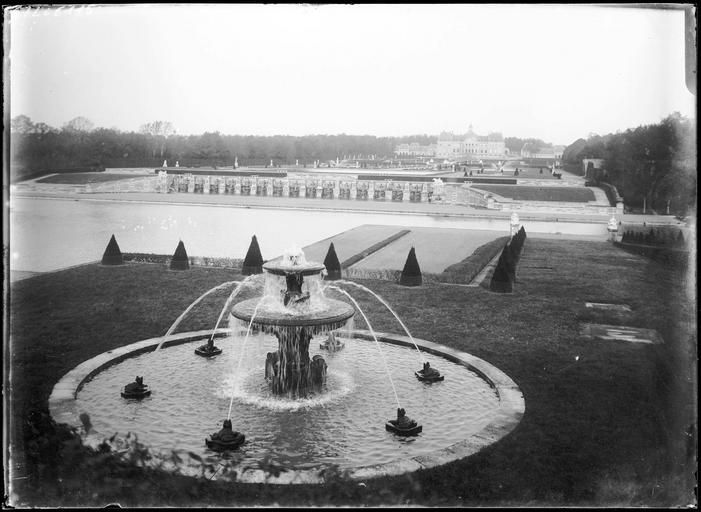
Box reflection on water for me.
[10,197,606,273]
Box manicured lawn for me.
[472,185,596,202]
[8,239,695,507]
[36,173,139,184]
[352,227,505,273]
[301,224,405,265]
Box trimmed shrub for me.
[170,240,190,270]
[323,243,342,280]
[242,235,264,275]
[399,247,422,287]
[489,250,513,293]
[504,242,517,281]
[101,234,123,265]
[440,236,510,285]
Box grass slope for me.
[8,241,696,507]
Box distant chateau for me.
[395,125,507,159]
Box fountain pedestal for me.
[231,256,354,398]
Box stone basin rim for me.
[49,329,525,485]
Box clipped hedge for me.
[439,236,510,285]
[122,253,244,269]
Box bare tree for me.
[11,115,35,134]
[62,116,95,132]
[139,121,176,158]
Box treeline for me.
[9,115,437,182]
[504,137,549,154]
[561,113,696,215]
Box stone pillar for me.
[203,176,210,194]
[250,181,257,196]
[234,178,241,195]
[283,179,290,197]
[219,178,226,194]
[350,182,357,199]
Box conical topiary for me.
[489,250,513,293]
[170,240,190,270]
[323,242,342,280]
[101,234,123,265]
[399,247,422,286]
[242,235,264,275]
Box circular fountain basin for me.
[50,330,524,484]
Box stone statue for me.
[211,419,238,442]
[124,376,146,394]
[393,408,417,429]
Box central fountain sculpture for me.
[230,247,355,397]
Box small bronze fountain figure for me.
[415,361,444,382]
[121,376,151,399]
[386,407,422,436]
[195,334,223,357]
[205,419,245,451]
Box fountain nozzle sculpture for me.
[415,361,444,382]
[121,376,151,399]
[231,247,354,397]
[195,335,223,357]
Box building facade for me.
[396,125,506,159]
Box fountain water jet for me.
[155,280,241,352]
[333,280,443,382]
[231,247,354,398]
[121,280,242,398]
[57,243,525,473]
[328,286,402,410]
[195,275,262,357]
[227,295,275,420]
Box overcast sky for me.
[7,4,695,145]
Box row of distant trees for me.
[9,115,443,181]
[504,137,549,154]
[561,113,696,216]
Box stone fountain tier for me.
[262,259,326,278]
[230,298,354,334]
[231,297,354,397]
